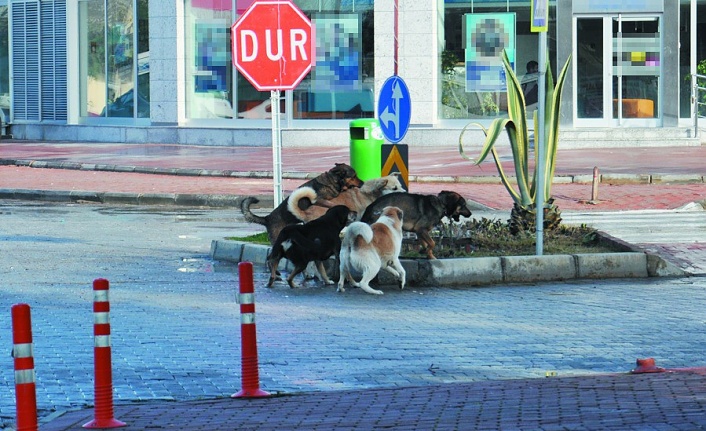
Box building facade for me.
[0,0,704,147]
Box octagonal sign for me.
[231,0,314,91]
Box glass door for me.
[574,15,662,127]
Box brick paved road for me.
[2,202,706,429]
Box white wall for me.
[148,0,183,125]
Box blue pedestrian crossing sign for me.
[377,76,411,143]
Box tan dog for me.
[240,163,363,244]
[288,174,405,223]
[337,206,405,295]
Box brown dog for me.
[287,174,405,223]
[360,191,473,259]
[240,163,363,244]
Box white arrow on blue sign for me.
[377,76,411,143]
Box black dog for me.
[267,205,352,288]
[360,191,473,259]
[241,163,363,244]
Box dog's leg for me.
[358,268,383,295]
[417,231,437,259]
[287,265,307,288]
[266,257,283,281]
[380,261,405,290]
[267,256,281,288]
[391,258,406,290]
[315,261,334,285]
[337,258,348,292]
[347,273,361,288]
[358,281,383,295]
[382,264,400,278]
[337,257,361,292]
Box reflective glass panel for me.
[106,0,135,118]
[612,17,659,119]
[185,0,234,119]
[80,0,107,117]
[576,18,604,119]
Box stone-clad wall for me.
[148,0,183,125]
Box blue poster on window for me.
[464,13,515,92]
[194,24,228,93]
[312,13,362,92]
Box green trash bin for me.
[349,118,384,181]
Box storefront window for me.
[292,1,374,120]
[698,0,706,118]
[137,0,150,118]
[185,0,233,119]
[183,0,373,121]
[685,0,706,119]
[79,0,149,119]
[441,0,556,120]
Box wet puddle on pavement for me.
[0,235,80,243]
[178,256,236,273]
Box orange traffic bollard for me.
[12,303,38,431]
[83,279,126,429]
[232,262,270,398]
[631,357,665,374]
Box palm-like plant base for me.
[508,198,563,235]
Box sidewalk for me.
[41,366,706,431]
[2,140,706,430]
[0,141,705,211]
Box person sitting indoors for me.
[521,60,539,107]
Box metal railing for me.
[693,73,706,138]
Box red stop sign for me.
[231,0,314,91]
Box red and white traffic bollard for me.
[12,303,38,431]
[232,262,270,398]
[83,279,126,429]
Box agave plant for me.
[459,50,571,234]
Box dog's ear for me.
[396,208,404,221]
[331,163,350,177]
[375,180,389,191]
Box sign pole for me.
[231,0,313,208]
[271,90,283,206]
[393,0,399,76]
[532,0,548,256]
[536,32,546,256]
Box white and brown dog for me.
[337,206,405,295]
[288,174,405,223]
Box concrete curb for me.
[0,188,244,207]
[209,233,689,288]
[2,158,704,185]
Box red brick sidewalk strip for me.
[1,165,704,211]
[42,368,706,430]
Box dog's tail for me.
[287,186,317,222]
[240,196,267,226]
[345,221,374,245]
